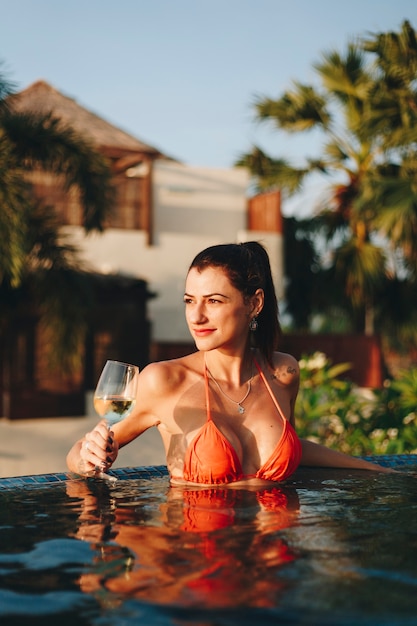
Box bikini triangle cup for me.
[181,358,302,484]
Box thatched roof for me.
[9,80,168,162]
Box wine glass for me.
[92,360,139,480]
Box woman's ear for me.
[252,288,264,315]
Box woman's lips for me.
[193,328,215,337]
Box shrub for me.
[296,352,417,455]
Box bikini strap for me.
[253,357,288,424]
[203,364,212,422]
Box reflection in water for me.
[67,479,300,609]
[1,466,417,623]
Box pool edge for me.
[1,455,416,490]
[0,464,170,489]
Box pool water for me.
[0,458,417,625]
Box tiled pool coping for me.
[0,455,416,490]
[0,464,169,490]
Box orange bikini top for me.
[181,358,302,485]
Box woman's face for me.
[184,266,257,353]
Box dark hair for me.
[189,241,281,366]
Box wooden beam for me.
[142,159,154,246]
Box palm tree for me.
[0,67,114,371]
[361,21,417,276]
[237,20,417,348]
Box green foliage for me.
[238,20,417,349]
[2,109,114,232]
[296,352,417,455]
[0,65,115,373]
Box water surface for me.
[0,462,416,625]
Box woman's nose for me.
[189,303,207,323]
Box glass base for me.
[87,467,118,482]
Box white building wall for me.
[152,160,249,239]
[66,161,284,345]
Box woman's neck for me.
[203,348,255,386]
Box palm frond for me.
[323,141,350,162]
[255,82,331,132]
[0,134,30,285]
[363,20,417,85]
[2,110,115,231]
[236,145,308,193]
[314,44,372,101]
[0,68,116,371]
[32,267,92,371]
[0,64,15,112]
[334,239,386,307]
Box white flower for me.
[302,352,328,371]
[403,413,416,425]
[329,415,344,434]
[370,429,384,440]
[346,412,360,424]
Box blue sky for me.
[1,0,416,213]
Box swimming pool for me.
[0,457,416,625]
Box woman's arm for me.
[66,361,165,476]
[300,438,395,473]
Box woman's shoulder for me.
[139,353,202,395]
[269,351,300,388]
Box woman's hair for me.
[189,241,281,366]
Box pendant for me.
[238,405,245,414]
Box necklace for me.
[205,358,254,414]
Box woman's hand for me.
[78,420,119,475]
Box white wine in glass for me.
[92,360,139,479]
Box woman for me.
[67,241,393,483]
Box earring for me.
[249,316,258,332]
